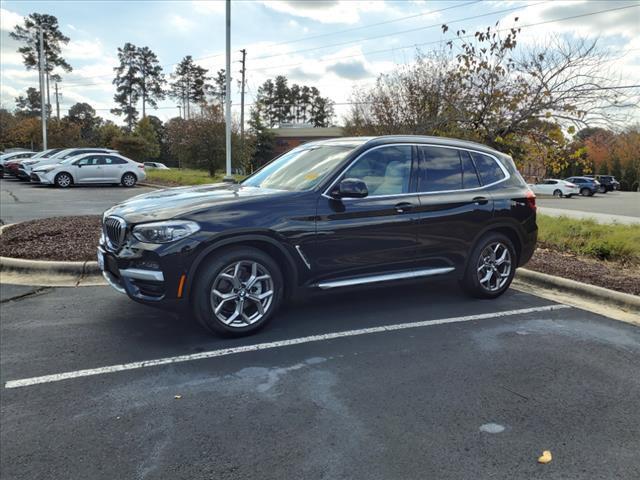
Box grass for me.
[144,168,229,186]
[537,214,640,264]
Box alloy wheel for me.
[476,242,512,292]
[123,174,136,187]
[57,173,71,187]
[210,260,274,327]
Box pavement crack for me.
[499,385,533,402]
[0,287,52,304]
[2,189,20,203]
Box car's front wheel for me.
[461,233,516,299]
[121,172,137,187]
[54,172,73,188]
[193,247,284,336]
[598,185,607,194]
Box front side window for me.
[420,146,463,192]
[242,145,356,191]
[76,157,98,166]
[471,152,506,185]
[342,145,412,196]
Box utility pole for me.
[54,82,61,120]
[224,0,232,178]
[239,48,246,154]
[38,26,47,150]
[177,104,182,119]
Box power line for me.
[249,3,640,73]
[250,1,547,63]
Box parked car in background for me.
[144,162,170,170]
[588,175,620,193]
[0,151,35,178]
[564,176,600,196]
[20,147,118,179]
[98,135,537,337]
[31,152,145,188]
[529,179,579,198]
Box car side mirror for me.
[331,178,368,199]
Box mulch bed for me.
[1,216,638,296]
[0,216,101,262]
[526,245,640,296]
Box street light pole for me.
[224,0,232,177]
[38,26,47,150]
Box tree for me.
[10,13,72,112]
[246,106,275,172]
[169,56,212,119]
[0,109,19,151]
[134,117,160,160]
[111,135,149,161]
[14,87,42,117]
[97,121,123,148]
[67,102,102,144]
[111,42,141,132]
[212,68,226,107]
[344,21,636,176]
[252,76,334,127]
[136,46,166,118]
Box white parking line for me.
[4,304,570,389]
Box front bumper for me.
[31,171,54,184]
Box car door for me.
[413,146,495,273]
[74,156,102,183]
[98,155,126,182]
[311,144,421,281]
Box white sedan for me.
[31,152,146,188]
[528,179,580,198]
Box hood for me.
[104,182,284,224]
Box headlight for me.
[34,166,55,173]
[132,220,200,243]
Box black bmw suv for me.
[98,136,537,336]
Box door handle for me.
[394,202,415,213]
[472,196,489,205]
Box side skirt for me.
[316,267,455,290]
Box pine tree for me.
[169,56,212,119]
[10,13,72,113]
[111,42,141,132]
[14,87,42,118]
[137,47,166,118]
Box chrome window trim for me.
[321,143,510,200]
[295,245,312,270]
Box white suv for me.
[31,153,146,188]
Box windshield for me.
[242,145,354,191]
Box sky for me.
[1,0,639,126]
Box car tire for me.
[54,172,73,188]
[598,186,607,194]
[121,172,137,187]
[460,232,516,299]
[580,188,590,196]
[553,189,563,197]
[193,246,284,336]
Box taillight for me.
[138,164,145,169]
[566,182,577,188]
[525,189,537,211]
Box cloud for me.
[261,0,388,24]
[0,8,22,32]
[326,59,371,80]
[64,39,106,60]
[192,0,225,15]
[170,14,195,32]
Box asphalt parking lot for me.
[537,191,639,222]
[0,177,153,224]
[1,280,639,479]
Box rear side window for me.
[420,146,462,192]
[460,151,481,189]
[470,152,506,185]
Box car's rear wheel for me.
[193,247,284,336]
[580,187,591,196]
[461,233,516,299]
[553,189,563,197]
[121,172,137,187]
[54,172,72,188]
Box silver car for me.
[31,153,146,188]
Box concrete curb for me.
[516,268,640,313]
[138,181,164,189]
[0,223,102,285]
